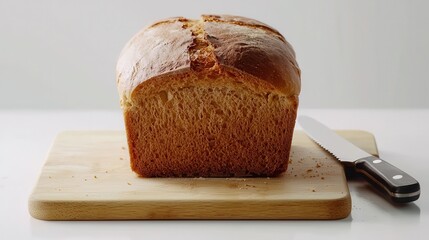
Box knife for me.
[298,115,420,203]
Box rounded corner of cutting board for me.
[28,195,52,221]
[330,192,352,220]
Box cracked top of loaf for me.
[116,14,301,106]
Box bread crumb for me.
[71,175,74,178]
[120,157,124,160]
[84,179,87,181]
[316,163,321,168]
[94,175,97,179]
[121,146,126,150]
[306,169,313,173]
[294,174,297,177]
[127,182,132,185]
[48,176,51,179]
[312,189,316,192]
[321,177,325,180]
[105,170,108,173]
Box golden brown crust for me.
[116,17,193,105]
[203,19,300,96]
[116,14,301,106]
[202,14,285,40]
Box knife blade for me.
[298,115,420,203]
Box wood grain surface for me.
[28,130,378,220]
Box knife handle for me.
[354,156,420,203]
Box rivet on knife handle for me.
[354,156,420,203]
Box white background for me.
[1,0,428,109]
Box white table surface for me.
[0,109,427,240]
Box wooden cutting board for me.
[29,130,378,220]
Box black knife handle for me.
[354,156,420,203]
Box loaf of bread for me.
[116,15,301,177]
